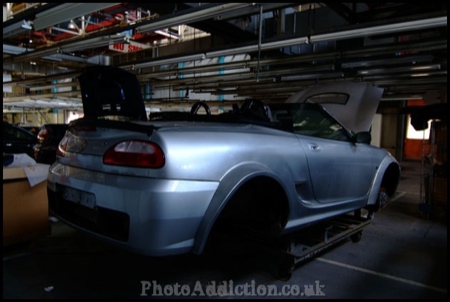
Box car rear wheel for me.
[366,186,389,218]
[202,179,294,280]
[205,177,288,256]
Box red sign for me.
[109,41,150,53]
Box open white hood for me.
[285,82,384,133]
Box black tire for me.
[350,231,362,243]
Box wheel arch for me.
[192,163,290,254]
[381,162,401,196]
[367,156,401,206]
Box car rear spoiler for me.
[69,118,155,136]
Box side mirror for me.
[354,131,372,144]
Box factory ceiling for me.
[2,3,447,110]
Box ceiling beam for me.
[32,3,120,31]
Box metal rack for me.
[209,210,373,281]
[420,120,447,216]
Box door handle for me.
[308,143,320,151]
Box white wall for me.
[371,114,382,147]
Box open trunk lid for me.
[78,66,147,121]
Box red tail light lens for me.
[37,129,48,141]
[103,140,165,168]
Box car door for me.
[3,122,38,158]
[299,135,376,204]
[292,104,377,204]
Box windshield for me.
[270,103,352,141]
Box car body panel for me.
[47,66,400,256]
[299,135,376,203]
[48,163,218,255]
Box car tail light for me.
[37,129,48,141]
[57,132,87,157]
[103,140,165,168]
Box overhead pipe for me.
[256,4,263,82]
[5,38,445,88]
[135,43,441,80]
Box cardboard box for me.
[3,165,51,246]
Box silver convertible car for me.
[47,66,400,256]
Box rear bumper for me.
[47,163,218,256]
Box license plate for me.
[63,187,96,209]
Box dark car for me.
[33,124,68,164]
[22,126,40,136]
[3,121,38,158]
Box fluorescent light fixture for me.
[381,95,424,101]
[135,3,253,34]
[410,73,430,77]
[411,65,441,71]
[357,64,441,75]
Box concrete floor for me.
[3,160,447,299]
